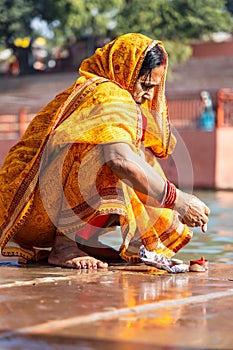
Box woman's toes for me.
[67,258,108,269]
[97,261,108,268]
[65,259,80,268]
[86,260,95,269]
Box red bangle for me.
[164,180,177,209]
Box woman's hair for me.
[138,44,166,78]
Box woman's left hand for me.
[174,190,210,231]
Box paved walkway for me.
[0,72,75,114]
[0,257,233,349]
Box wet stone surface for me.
[0,260,233,349]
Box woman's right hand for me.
[174,190,210,232]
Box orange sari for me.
[0,33,192,262]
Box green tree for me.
[226,0,233,13]
[0,0,33,44]
[0,0,232,74]
[116,0,232,40]
[0,0,70,74]
[169,0,232,40]
[0,0,70,45]
[57,0,124,40]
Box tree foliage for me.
[0,0,232,69]
[0,0,33,44]
[1,0,232,45]
[57,0,125,40]
[0,0,70,45]
[226,0,233,13]
[116,0,233,40]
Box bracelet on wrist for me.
[161,180,177,209]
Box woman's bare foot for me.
[76,238,123,263]
[48,235,108,269]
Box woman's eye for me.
[142,84,153,90]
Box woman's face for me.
[132,65,165,105]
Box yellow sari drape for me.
[0,33,192,262]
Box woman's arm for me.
[103,142,166,202]
[103,142,210,229]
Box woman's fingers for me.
[182,202,210,228]
[175,190,210,230]
[203,203,211,216]
[202,223,208,233]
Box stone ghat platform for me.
[0,257,233,349]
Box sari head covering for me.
[79,33,153,93]
[78,33,175,157]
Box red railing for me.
[167,88,233,129]
[168,98,203,129]
[217,89,233,127]
[0,108,34,140]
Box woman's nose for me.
[144,88,154,101]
